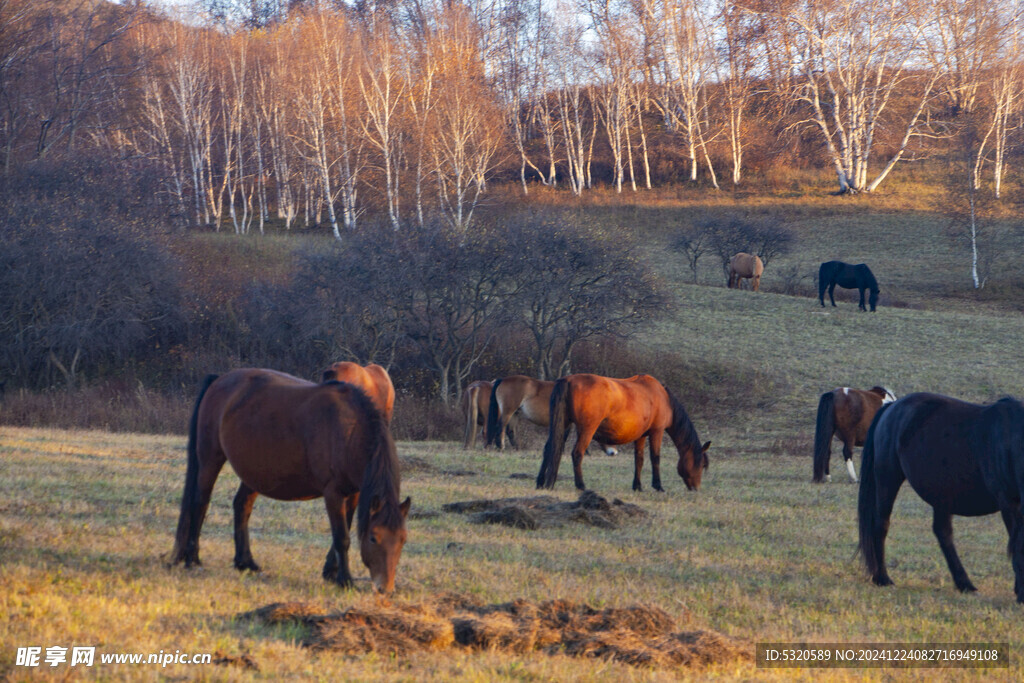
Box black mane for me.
[664,385,706,468]
[323,380,403,539]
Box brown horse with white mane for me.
[170,369,410,594]
[727,252,764,291]
[321,362,395,424]
[813,385,896,483]
[485,375,617,455]
[536,374,709,492]
[462,380,514,449]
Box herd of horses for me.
[168,259,1024,605]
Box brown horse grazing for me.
[813,386,896,484]
[536,374,710,491]
[727,252,764,291]
[485,375,617,455]
[462,380,514,449]
[170,369,411,594]
[321,362,395,423]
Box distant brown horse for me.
[727,252,764,291]
[170,369,410,594]
[813,386,896,483]
[536,374,710,492]
[321,362,395,423]
[462,380,514,449]
[486,375,617,455]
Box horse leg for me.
[842,439,858,483]
[1000,507,1024,602]
[322,487,355,588]
[632,437,646,492]
[183,453,226,568]
[858,287,867,311]
[571,425,599,491]
[322,494,357,580]
[232,482,261,572]
[752,275,761,292]
[505,418,518,450]
[649,431,665,492]
[827,283,838,307]
[496,410,512,450]
[932,509,976,592]
[867,472,904,587]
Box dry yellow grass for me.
[2,423,1022,681]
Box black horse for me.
[858,392,1024,602]
[818,261,879,311]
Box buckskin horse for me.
[858,392,1024,602]
[170,369,410,594]
[462,380,513,449]
[536,374,709,492]
[727,252,764,291]
[485,375,617,456]
[813,386,896,483]
[321,361,396,423]
[818,260,880,311]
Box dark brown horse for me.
[485,375,617,455]
[536,374,709,492]
[461,380,513,449]
[819,261,879,311]
[321,361,396,423]
[859,393,1024,602]
[813,386,896,483]
[727,252,764,291]
[170,369,410,594]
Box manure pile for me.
[241,593,751,669]
[442,490,647,530]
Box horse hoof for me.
[235,560,261,572]
[956,583,978,593]
[328,575,355,589]
[872,575,894,587]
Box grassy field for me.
[3,184,1024,680]
[2,426,1021,681]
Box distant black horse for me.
[818,261,879,311]
[858,393,1024,602]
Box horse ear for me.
[701,441,711,453]
[369,496,383,516]
[399,496,411,519]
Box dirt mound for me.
[442,490,647,530]
[240,593,751,670]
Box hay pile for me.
[442,490,647,530]
[240,594,751,670]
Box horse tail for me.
[171,373,218,565]
[485,378,504,447]
[537,378,570,489]
[818,261,831,304]
[812,391,836,482]
[857,402,892,579]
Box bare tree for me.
[423,2,503,232]
[505,215,670,379]
[647,0,719,187]
[357,15,407,230]
[766,0,940,194]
